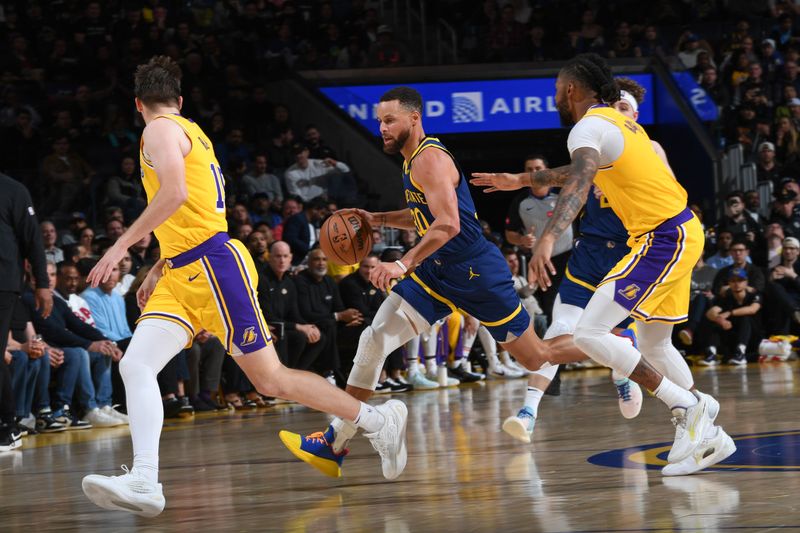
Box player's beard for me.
[557,101,575,127]
[383,128,410,154]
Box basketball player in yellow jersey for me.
[80,56,408,517]
[472,53,733,475]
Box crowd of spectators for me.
[6,2,800,451]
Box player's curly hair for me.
[615,77,646,104]
[561,53,620,104]
[134,55,182,106]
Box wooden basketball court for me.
[2,363,799,532]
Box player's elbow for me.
[441,217,460,238]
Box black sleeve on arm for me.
[13,183,48,289]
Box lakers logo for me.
[617,283,641,301]
[469,267,480,280]
[241,327,257,346]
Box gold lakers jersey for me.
[584,107,687,238]
[139,114,228,257]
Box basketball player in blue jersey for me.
[473,54,734,475]
[79,57,408,517]
[279,86,586,479]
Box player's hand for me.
[370,261,405,292]
[34,288,53,319]
[529,235,556,290]
[137,264,164,310]
[87,241,127,287]
[521,231,536,249]
[338,208,376,229]
[470,172,526,193]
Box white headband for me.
[619,90,639,113]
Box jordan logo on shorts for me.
[241,327,258,346]
[617,283,641,301]
[469,266,480,280]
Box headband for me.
[619,90,639,113]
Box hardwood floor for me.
[2,362,799,532]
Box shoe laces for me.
[368,417,396,458]
[306,431,329,446]
[615,380,632,402]
[116,465,157,493]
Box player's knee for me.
[573,324,601,354]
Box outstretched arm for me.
[470,164,576,192]
[529,147,600,289]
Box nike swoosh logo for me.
[188,273,200,282]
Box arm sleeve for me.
[567,115,624,166]
[13,185,48,289]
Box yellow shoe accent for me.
[279,430,342,478]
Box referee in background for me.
[0,172,52,444]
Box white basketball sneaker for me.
[363,400,408,480]
[489,363,524,379]
[406,370,439,390]
[667,391,719,463]
[662,425,736,476]
[614,377,643,419]
[502,407,536,443]
[82,465,165,517]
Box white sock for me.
[424,356,437,374]
[330,417,358,453]
[500,350,513,366]
[123,319,188,485]
[408,359,420,374]
[354,402,385,433]
[654,377,697,410]
[524,387,544,415]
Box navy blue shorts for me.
[560,236,630,310]
[392,241,529,342]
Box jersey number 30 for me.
[411,207,430,235]
[210,164,225,212]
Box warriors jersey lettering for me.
[402,137,482,258]
[140,114,228,257]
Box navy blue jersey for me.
[402,137,483,258]
[578,186,628,243]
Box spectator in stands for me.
[283,196,326,265]
[718,192,762,245]
[246,230,269,269]
[766,222,786,269]
[295,248,363,385]
[249,193,282,228]
[368,24,412,67]
[242,154,283,202]
[116,251,135,296]
[761,38,784,82]
[304,124,337,160]
[257,241,324,370]
[701,267,761,366]
[265,126,295,174]
[338,253,384,374]
[774,115,800,167]
[40,136,93,217]
[676,31,714,69]
[678,255,718,349]
[487,4,527,62]
[700,66,728,109]
[106,156,145,221]
[105,218,125,243]
[765,236,800,333]
[41,221,63,264]
[635,25,667,58]
[712,238,765,296]
[79,227,95,255]
[216,129,251,170]
[284,143,352,203]
[607,20,635,59]
[770,188,800,238]
[771,13,799,51]
[24,262,120,429]
[79,263,129,423]
[757,141,783,185]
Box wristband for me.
[395,260,408,274]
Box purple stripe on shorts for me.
[612,223,685,311]
[204,245,268,354]
[167,232,229,268]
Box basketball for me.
[319,211,373,265]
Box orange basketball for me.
[319,211,373,265]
